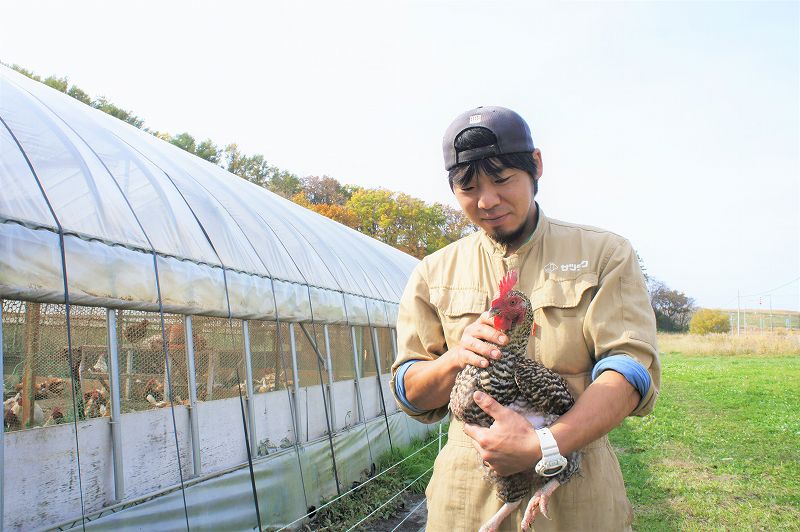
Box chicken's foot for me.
[478,500,522,532]
[521,478,561,530]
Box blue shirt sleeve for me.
[591,354,652,402]
[394,359,425,414]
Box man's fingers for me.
[463,422,488,447]
[473,390,503,418]
[467,338,501,359]
[465,350,490,368]
[469,323,508,347]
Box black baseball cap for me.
[442,106,535,171]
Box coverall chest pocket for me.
[531,273,598,375]
[432,288,488,352]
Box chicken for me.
[449,271,581,532]
[83,388,110,418]
[123,319,150,344]
[3,393,44,428]
[255,370,277,393]
[45,376,65,395]
[143,378,164,402]
[44,406,66,426]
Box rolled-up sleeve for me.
[583,238,661,417]
[390,261,450,423]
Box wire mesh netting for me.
[248,320,293,393]
[2,301,111,431]
[375,327,395,373]
[292,323,328,388]
[327,324,356,382]
[192,316,245,401]
[115,310,189,412]
[352,326,377,378]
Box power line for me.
[742,277,800,298]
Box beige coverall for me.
[390,208,661,531]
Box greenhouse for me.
[0,64,431,530]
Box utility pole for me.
[769,295,773,332]
[737,290,741,336]
[744,305,747,335]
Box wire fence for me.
[2,299,396,434]
[1,297,439,532]
[275,423,446,531]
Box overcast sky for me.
[2,0,798,311]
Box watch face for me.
[536,457,567,477]
[541,465,563,476]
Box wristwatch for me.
[534,427,568,477]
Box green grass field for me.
[309,350,800,530]
[610,353,800,530]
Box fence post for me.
[106,309,126,501]
[242,321,257,455]
[288,324,303,442]
[323,324,336,429]
[184,316,202,477]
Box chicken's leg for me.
[521,478,560,530]
[478,500,522,532]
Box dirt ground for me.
[369,493,427,531]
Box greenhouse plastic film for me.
[103,119,275,277]
[0,224,64,303]
[272,279,312,322]
[63,234,159,310]
[0,73,151,250]
[156,255,228,317]
[385,302,399,327]
[224,269,277,320]
[309,285,347,324]
[343,292,370,326]
[0,125,57,229]
[366,297,389,327]
[7,67,224,266]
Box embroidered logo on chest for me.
[544,260,589,273]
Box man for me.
[390,106,660,531]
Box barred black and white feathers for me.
[448,271,582,530]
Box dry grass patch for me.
[657,331,800,356]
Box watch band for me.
[535,427,561,458]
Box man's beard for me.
[487,222,529,247]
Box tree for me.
[689,309,730,335]
[43,75,68,93]
[10,64,41,81]
[67,85,92,105]
[648,279,695,332]
[267,170,301,198]
[292,192,358,228]
[301,175,348,205]
[636,252,649,283]
[92,97,144,128]
[195,139,220,164]
[170,132,197,154]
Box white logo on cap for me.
[469,114,482,124]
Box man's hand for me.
[445,311,508,370]
[402,312,508,412]
[463,390,540,476]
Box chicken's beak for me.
[488,307,500,317]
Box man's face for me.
[453,162,539,249]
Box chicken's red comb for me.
[498,271,518,298]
